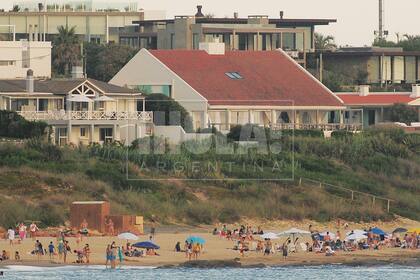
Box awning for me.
[67,95,94,103]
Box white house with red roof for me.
[111,42,354,132]
[336,85,420,127]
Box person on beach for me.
[48,241,55,261]
[83,244,91,264]
[18,223,26,242]
[187,242,193,261]
[110,243,117,269]
[57,240,64,261]
[63,240,71,263]
[282,243,288,260]
[175,242,181,252]
[105,244,111,268]
[14,251,20,261]
[118,246,124,267]
[29,222,39,240]
[80,219,88,240]
[7,227,15,246]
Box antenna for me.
[375,0,388,40]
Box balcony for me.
[17,111,153,122]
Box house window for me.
[225,72,243,79]
[80,127,87,137]
[100,128,113,143]
[0,60,16,66]
[55,127,68,146]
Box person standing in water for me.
[118,246,124,268]
[105,244,111,269]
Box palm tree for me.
[52,26,81,76]
[314,33,337,50]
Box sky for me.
[1,0,419,46]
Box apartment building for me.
[0,1,164,44]
[118,6,336,66]
[0,40,51,79]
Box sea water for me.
[1,265,420,279]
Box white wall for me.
[0,41,51,79]
[110,49,208,127]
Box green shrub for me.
[331,130,354,139]
[0,110,48,139]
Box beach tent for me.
[117,232,139,241]
[371,227,385,235]
[345,232,367,241]
[187,236,206,245]
[132,241,160,250]
[259,232,279,240]
[392,228,407,234]
[346,229,367,236]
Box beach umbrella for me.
[117,232,139,241]
[259,232,279,240]
[186,236,206,245]
[278,228,311,241]
[408,228,420,233]
[278,228,311,236]
[392,228,407,234]
[345,232,367,241]
[346,229,367,236]
[132,241,160,250]
[371,227,385,235]
[94,95,115,102]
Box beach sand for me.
[1,218,420,268]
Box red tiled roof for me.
[149,50,343,107]
[337,93,416,105]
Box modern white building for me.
[110,42,356,132]
[0,40,51,79]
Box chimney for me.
[411,84,420,98]
[359,85,370,96]
[26,69,34,93]
[280,11,284,19]
[234,12,238,19]
[195,5,204,17]
[71,66,84,79]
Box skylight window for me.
[225,72,243,79]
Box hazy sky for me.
[2,0,419,46]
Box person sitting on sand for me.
[14,251,20,261]
[325,245,335,256]
[175,242,181,252]
[1,251,9,261]
[73,250,85,263]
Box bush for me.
[331,130,354,139]
[0,110,48,139]
[389,103,419,125]
[145,94,193,132]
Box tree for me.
[11,5,20,12]
[145,94,193,132]
[314,33,337,50]
[389,103,419,125]
[52,26,81,76]
[374,34,420,51]
[84,42,138,82]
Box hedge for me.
[0,110,48,139]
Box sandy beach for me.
[1,218,420,268]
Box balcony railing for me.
[17,111,153,122]
[210,123,363,131]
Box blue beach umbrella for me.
[187,236,206,245]
[132,241,160,250]
[371,227,385,235]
